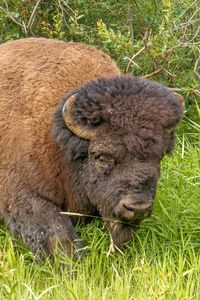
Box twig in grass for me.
[169,88,183,91]
[107,233,125,256]
[61,212,126,256]
[107,233,115,256]
[60,211,127,225]
[164,68,176,77]
[194,47,200,80]
[74,245,89,254]
[193,89,200,96]
[141,68,163,79]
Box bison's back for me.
[0,38,119,211]
[0,38,119,118]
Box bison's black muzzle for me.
[114,197,152,221]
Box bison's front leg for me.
[4,194,84,260]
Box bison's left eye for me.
[94,153,114,174]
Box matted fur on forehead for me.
[72,75,183,131]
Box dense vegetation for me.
[0,1,199,299]
[0,0,199,126]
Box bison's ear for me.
[62,94,95,140]
[165,92,184,152]
[167,92,184,134]
[174,92,185,114]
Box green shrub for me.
[0,0,199,134]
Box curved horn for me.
[62,93,95,140]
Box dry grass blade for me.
[60,211,130,225]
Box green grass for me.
[0,135,199,299]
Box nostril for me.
[134,202,152,211]
[123,203,135,212]
[116,199,152,221]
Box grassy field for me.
[0,129,199,299]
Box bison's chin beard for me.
[106,219,140,251]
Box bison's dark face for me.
[57,76,184,249]
[86,124,167,248]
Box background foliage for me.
[0,0,199,132]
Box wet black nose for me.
[115,198,152,221]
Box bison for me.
[0,38,184,259]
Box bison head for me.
[54,76,184,250]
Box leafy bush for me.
[0,0,199,132]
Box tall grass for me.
[0,121,199,299]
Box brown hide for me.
[0,38,119,212]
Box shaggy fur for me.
[0,38,183,258]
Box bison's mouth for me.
[98,198,152,251]
[106,205,152,251]
[106,219,140,251]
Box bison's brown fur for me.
[0,38,183,258]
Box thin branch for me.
[176,19,199,30]
[194,47,200,79]
[193,89,200,96]
[178,0,198,18]
[125,56,141,71]
[57,0,71,30]
[27,0,42,30]
[188,7,200,22]
[3,0,9,11]
[107,233,115,256]
[0,5,24,29]
[169,88,183,91]
[141,68,163,78]
[61,212,131,226]
[125,42,152,73]
[126,45,145,73]
[60,0,76,14]
[164,68,176,77]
